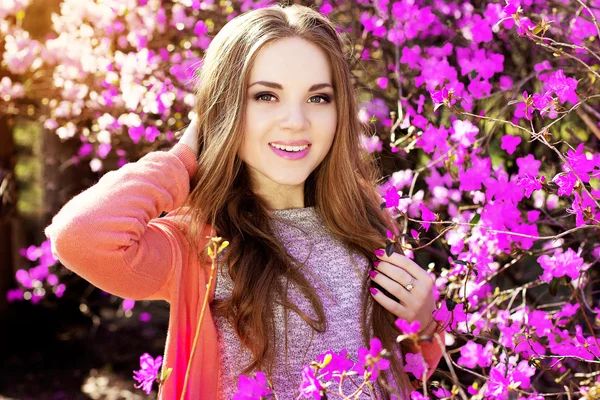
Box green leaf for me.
[470,213,481,225]
[385,242,395,257]
[446,298,457,311]
[548,278,560,296]
[454,260,468,265]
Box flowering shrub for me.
[3,0,600,398]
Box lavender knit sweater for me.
[211,206,387,399]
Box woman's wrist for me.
[418,317,440,337]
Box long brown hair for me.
[179,4,412,398]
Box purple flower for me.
[396,318,421,335]
[128,124,145,144]
[537,248,587,283]
[361,134,383,153]
[457,340,493,368]
[233,372,273,400]
[401,45,422,69]
[503,0,520,15]
[353,337,390,381]
[554,303,580,320]
[384,184,401,208]
[566,143,595,182]
[516,174,542,198]
[432,387,451,398]
[458,156,492,192]
[516,154,541,177]
[451,119,479,148]
[516,17,536,36]
[417,125,449,154]
[429,87,456,111]
[553,171,577,196]
[133,353,163,395]
[566,191,594,227]
[547,69,578,104]
[501,135,522,155]
[419,203,436,232]
[532,91,557,118]
[410,390,431,400]
[404,352,428,379]
[316,349,355,383]
[298,365,324,400]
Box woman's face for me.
[239,36,337,208]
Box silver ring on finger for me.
[405,277,416,292]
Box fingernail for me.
[369,287,378,295]
[374,260,381,268]
[369,270,378,279]
[374,249,385,257]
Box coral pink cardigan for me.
[44,143,444,399]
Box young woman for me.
[45,4,444,399]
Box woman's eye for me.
[255,93,276,102]
[254,93,331,104]
[309,95,331,104]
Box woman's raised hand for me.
[370,250,438,336]
[178,116,200,156]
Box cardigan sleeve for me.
[44,143,198,301]
[419,330,446,380]
[406,321,446,382]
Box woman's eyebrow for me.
[248,81,333,91]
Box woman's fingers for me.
[369,269,411,303]
[373,261,415,292]
[375,251,433,289]
[369,285,413,320]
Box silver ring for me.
[405,277,416,292]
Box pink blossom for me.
[133,353,163,395]
[234,372,273,400]
[400,45,422,69]
[500,135,522,155]
[547,70,578,104]
[554,303,580,320]
[516,154,541,177]
[516,17,536,35]
[410,391,430,400]
[396,318,421,334]
[404,352,428,379]
[353,337,390,381]
[458,340,494,369]
[417,125,449,154]
[419,203,436,232]
[377,76,389,89]
[499,75,513,90]
[517,174,543,198]
[537,248,587,283]
[459,156,492,192]
[383,185,400,208]
[566,143,594,182]
[316,349,355,383]
[468,14,493,43]
[553,171,577,196]
[361,134,383,153]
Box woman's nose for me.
[280,103,309,130]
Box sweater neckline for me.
[269,206,315,217]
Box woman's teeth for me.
[269,143,309,152]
